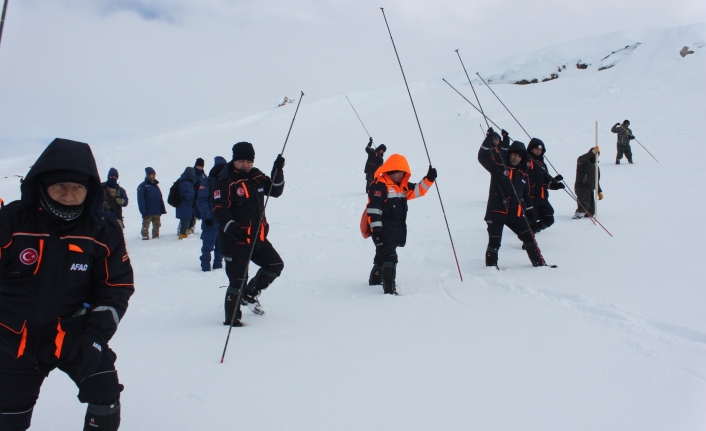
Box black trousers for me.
[616,144,632,162]
[365,172,374,192]
[0,348,122,431]
[223,239,283,320]
[575,188,595,215]
[535,202,555,228]
[486,218,534,249]
[373,241,398,265]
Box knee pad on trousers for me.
[84,400,120,431]
[0,406,34,431]
[381,261,396,282]
[369,264,382,285]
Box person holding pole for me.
[611,120,635,164]
[364,138,386,193]
[214,142,285,326]
[478,129,544,267]
[526,138,565,233]
[365,154,436,295]
[573,147,602,219]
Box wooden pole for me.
[594,121,599,217]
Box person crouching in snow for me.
[365,154,436,295]
[478,128,545,267]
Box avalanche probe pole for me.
[620,124,659,163]
[455,50,490,130]
[221,91,305,363]
[442,78,613,237]
[0,0,10,50]
[380,8,463,282]
[346,96,373,142]
[594,121,599,217]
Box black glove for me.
[553,174,563,182]
[224,222,247,241]
[630,135,635,139]
[367,137,373,147]
[486,127,495,136]
[70,333,103,380]
[372,232,383,247]
[549,182,565,190]
[615,123,620,127]
[204,219,213,227]
[425,165,437,182]
[273,154,285,171]
[501,129,509,138]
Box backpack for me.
[167,178,188,208]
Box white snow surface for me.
[0,24,705,430]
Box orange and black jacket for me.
[212,163,284,256]
[526,138,563,208]
[366,154,434,247]
[478,136,533,223]
[0,139,134,369]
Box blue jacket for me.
[196,160,227,222]
[137,178,167,217]
[192,166,208,219]
[176,172,195,219]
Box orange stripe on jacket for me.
[55,321,66,358]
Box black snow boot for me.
[241,269,278,315]
[84,400,121,431]
[381,261,398,295]
[369,264,382,285]
[523,242,545,267]
[224,283,244,326]
[485,247,499,267]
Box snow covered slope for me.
[0,24,704,430]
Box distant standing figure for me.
[102,167,128,229]
[364,138,386,193]
[196,156,227,271]
[137,167,167,240]
[611,120,635,164]
[176,167,196,240]
[573,147,602,219]
[189,158,208,235]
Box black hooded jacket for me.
[212,162,285,256]
[478,136,534,223]
[526,138,563,207]
[364,145,386,174]
[0,139,134,369]
[574,148,602,192]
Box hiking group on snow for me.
[0,116,639,429]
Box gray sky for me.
[0,0,704,155]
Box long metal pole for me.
[0,0,10,50]
[380,8,463,282]
[455,50,490,130]
[221,91,305,363]
[595,121,599,217]
[620,124,658,163]
[475,72,532,140]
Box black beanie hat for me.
[41,169,90,189]
[195,158,205,167]
[232,142,255,162]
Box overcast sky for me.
[0,0,704,155]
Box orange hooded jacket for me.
[360,154,434,239]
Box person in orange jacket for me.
[365,154,436,295]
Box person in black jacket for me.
[0,139,134,431]
[213,142,285,326]
[478,129,544,267]
[101,168,129,229]
[526,138,565,233]
[364,138,386,193]
[573,147,602,219]
[611,120,635,164]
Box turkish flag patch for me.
[214,190,221,199]
[374,191,382,197]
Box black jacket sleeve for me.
[366,182,386,233]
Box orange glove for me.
[598,192,603,200]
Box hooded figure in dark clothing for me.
[176,167,196,239]
[101,167,128,229]
[0,139,134,431]
[573,147,602,219]
[478,129,545,267]
[196,156,228,271]
[526,138,565,233]
[611,120,635,164]
[364,138,386,193]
